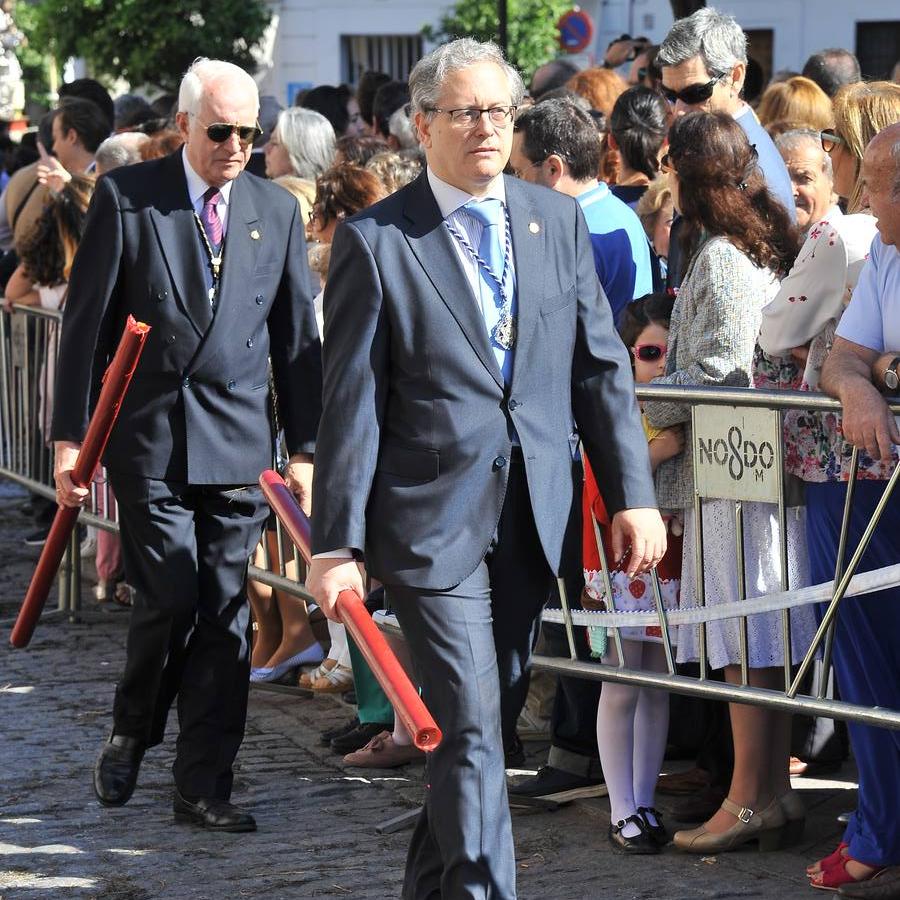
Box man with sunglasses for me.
[656,7,795,291]
[51,58,321,832]
[307,37,664,898]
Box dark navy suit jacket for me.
[51,149,322,484]
[311,172,656,590]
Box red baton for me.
[11,316,151,648]
[258,469,442,752]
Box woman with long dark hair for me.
[608,86,670,208]
[642,111,816,855]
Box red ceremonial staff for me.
[259,469,443,752]
[10,316,151,649]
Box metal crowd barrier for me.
[3,305,898,729]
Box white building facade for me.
[256,0,899,105]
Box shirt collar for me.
[575,181,609,208]
[427,167,506,219]
[181,148,235,207]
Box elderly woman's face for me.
[264,127,293,178]
[781,141,835,232]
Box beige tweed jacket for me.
[643,236,780,509]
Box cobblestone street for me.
[1,486,860,899]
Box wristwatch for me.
[884,356,900,392]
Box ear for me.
[175,111,191,144]
[730,61,746,95]
[544,153,566,188]
[414,111,433,150]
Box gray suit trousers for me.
[387,459,553,899]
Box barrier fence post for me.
[788,459,900,697]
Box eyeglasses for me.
[427,106,517,127]
[820,130,846,153]
[307,205,345,226]
[199,121,263,145]
[661,74,725,107]
[632,343,667,362]
[511,159,543,179]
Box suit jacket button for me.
[508,399,519,410]
[182,376,190,388]
[157,289,168,301]
[246,338,254,348]
[493,455,507,470]
[166,334,176,345]
[255,295,264,305]
[227,379,236,391]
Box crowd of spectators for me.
[3,4,900,893]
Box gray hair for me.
[94,132,150,174]
[409,38,525,115]
[177,57,259,117]
[657,6,747,77]
[275,107,336,180]
[388,106,418,149]
[775,128,833,182]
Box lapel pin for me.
[528,222,540,234]
[250,229,261,240]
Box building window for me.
[342,35,424,85]
[856,21,900,80]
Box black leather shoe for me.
[320,716,360,746]
[93,733,144,807]
[608,814,659,854]
[672,784,727,823]
[330,721,391,755]
[173,789,257,833]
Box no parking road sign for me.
[557,8,594,54]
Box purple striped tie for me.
[201,186,223,247]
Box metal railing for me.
[3,305,898,728]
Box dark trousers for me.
[387,459,553,900]
[109,473,268,800]
[807,481,900,865]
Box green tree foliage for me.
[423,0,573,82]
[24,0,271,91]
[10,3,52,112]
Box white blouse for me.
[758,207,878,388]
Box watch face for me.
[887,370,899,391]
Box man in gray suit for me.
[307,39,665,898]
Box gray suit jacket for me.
[311,173,655,589]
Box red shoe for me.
[810,857,885,892]
[808,843,849,877]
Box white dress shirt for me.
[182,150,233,236]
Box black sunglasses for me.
[202,121,263,145]
[661,74,725,106]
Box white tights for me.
[596,638,670,838]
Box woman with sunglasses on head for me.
[582,292,684,854]
[757,81,900,891]
[642,111,818,856]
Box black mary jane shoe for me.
[637,805,669,847]
[608,814,659,854]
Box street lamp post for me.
[498,0,508,53]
